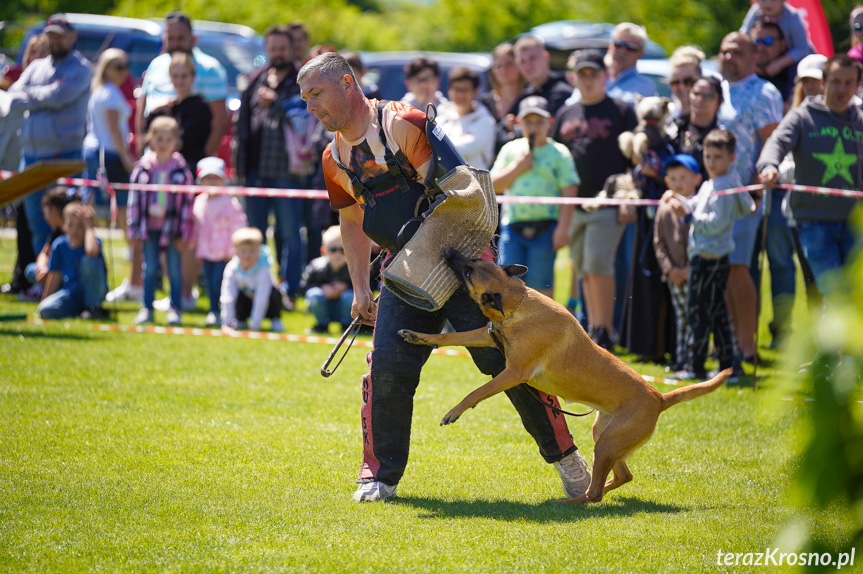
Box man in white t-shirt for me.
[134,11,228,158]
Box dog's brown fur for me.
[399,249,730,504]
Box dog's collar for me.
[509,289,528,317]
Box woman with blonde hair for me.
[0,33,49,89]
[83,48,134,205]
[667,45,704,118]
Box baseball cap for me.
[662,154,700,175]
[795,53,828,83]
[196,157,226,182]
[573,49,606,73]
[517,96,550,119]
[44,14,74,35]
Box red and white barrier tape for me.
[89,323,471,357]
[20,317,863,401]
[3,170,861,205]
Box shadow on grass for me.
[395,495,688,522]
[0,326,95,341]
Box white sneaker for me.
[270,318,284,332]
[106,279,143,303]
[353,481,397,502]
[554,451,591,499]
[155,285,198,311]
[133,308,154,325]
[166,308,181,326]
[205,312,220,327]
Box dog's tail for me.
[660,368,731,411]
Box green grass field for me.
[0,226,857,573]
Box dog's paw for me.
[398,329,437,347]
[440,410,461,426]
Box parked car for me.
[524,20,668,70]
[18,13,265,168]
[360,51,492,102]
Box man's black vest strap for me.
[329,100,416,208]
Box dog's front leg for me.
[399,325,495,349]
[441,366,526,425]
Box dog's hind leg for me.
[603,460,633,494]
[569,406,657,503]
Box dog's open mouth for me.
[444,248,471,286]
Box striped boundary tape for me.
[89,323,863,402]
[2,171,862,205]
[88,322,471,358]
[20,318,862,403]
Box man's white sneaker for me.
[205,312,220,327]
[353,481,397,502]
[106,279,143,303]
[554,451,591,499]
[166,308,181,326]
[133,308,154,325]
[270,318,284,332]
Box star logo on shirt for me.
[813,138,857,187]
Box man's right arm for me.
[757,111,800,186]
[339,202,376,323]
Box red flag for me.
[786,0,834,56]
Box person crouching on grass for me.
[220,227,284,334]
[38,203,109,320]
[299,225,353,334]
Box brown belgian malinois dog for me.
[399,248,730,503]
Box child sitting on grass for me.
[299,225,353,334]
[192,157,247,327]
[220,227,284,334]
[668,130,754,381]
[38,202,109,320]
[20,187,80,302]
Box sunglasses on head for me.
[327,246,345,253]
[854,22,863,32]
[165,12,191,23]
[669,77,697,88]
[613,40,642,52]
[755,37,777,46]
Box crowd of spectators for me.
[1,3,862,371]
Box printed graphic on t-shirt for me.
[812,137,858,187]
[323,100,432,208]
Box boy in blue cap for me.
[655,154,701,373]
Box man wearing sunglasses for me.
[606,22,659,106]
[752,20,793,103]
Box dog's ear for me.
[502,264,528,277]
[480,292,504,316]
